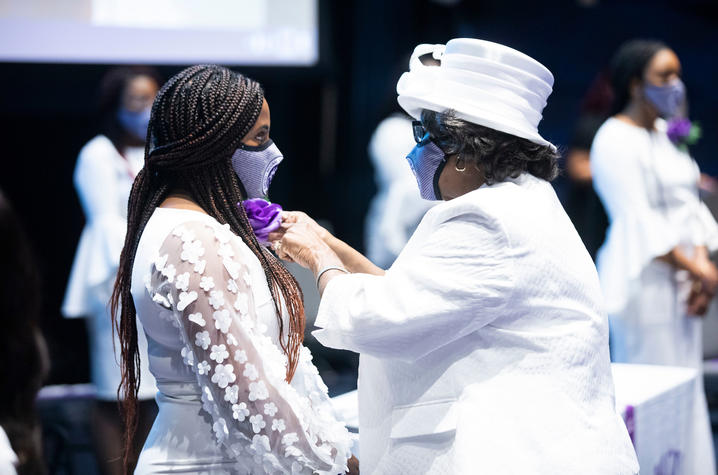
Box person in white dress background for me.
[62,67,161,473]
[591,40,718,474]
[272,39,639,474]
[110,65,354,474]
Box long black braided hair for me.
[110,65,305,472]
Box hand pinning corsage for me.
[240,198,283,246]
[667,117,701,150]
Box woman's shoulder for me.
[135,210,239,287]
[425,174,562,237]
[592,117,644,149]
[78,135,118,160]
[145,209,228,246]
[424,182,512,229]
[590,118,647,167]
[150,210,258,268]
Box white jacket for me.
[314,173,639,474]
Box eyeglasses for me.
[412,120,428,144]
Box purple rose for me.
[240,198,283,246]
[667,117,692,143]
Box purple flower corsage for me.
[667,117,701,150]
[240,198,283,246]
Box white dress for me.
[591,117,718,475]
[314,173,639,474]
[131,208,352,474]
[63,135,156,400]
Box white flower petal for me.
[197,360,211,375]
[195,331,210,350]
[243,363,258,381]
[264,402,278,417]
[154,253,168,272]
[234,349,248,364]
[177,291,198,311]
[194,259,207,274]
[208,290,225,310]
[175,272,190,292]
[161,263,176,283]
[199,276,215,292]
[188,312,206,327]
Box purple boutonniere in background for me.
[240,198,283,246]
[667,117,702,150]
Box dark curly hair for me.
[421,109,559,185]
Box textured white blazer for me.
[314,173,639,474]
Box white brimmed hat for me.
[397,38,555,150]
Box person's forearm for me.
[325,235,384,276]
[659,247,701,276]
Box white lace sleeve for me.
[150,220,350,474]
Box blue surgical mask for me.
[644,78,686,119]
[117,106,152,141]
[406,133,447,201]
[231,139,284,199]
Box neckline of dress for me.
[608,116,667,135]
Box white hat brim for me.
[398,93,555,150]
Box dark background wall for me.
[1,0,716,385]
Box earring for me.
[455,155,466,172]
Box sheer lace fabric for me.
[135,211,351,474]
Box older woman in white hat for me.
[271,38,639,474]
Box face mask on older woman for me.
[406,129,447,201]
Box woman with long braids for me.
[111,65,353,473]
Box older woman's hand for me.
[269,211,331,243]
[272,222,342,275]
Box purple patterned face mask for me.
[231,140,284,199]
[406,133,447,201]
[644,78,686,119]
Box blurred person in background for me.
[364,113,435,269]
[561,72,612,260]
[365,55,437,269]
[0,189,49,474]
[62,66,161,474]
[591,39,717,474]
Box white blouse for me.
[314,173,639,474]
[591,118,718,315]
[132,208,351,474]
[64,135,143,317]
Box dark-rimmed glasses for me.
[412,120,428,143]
